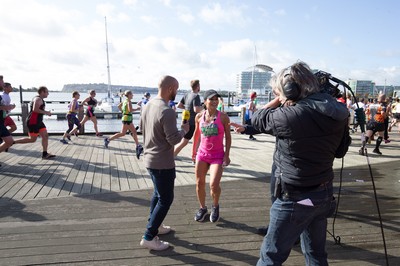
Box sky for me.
[1,0,399,91]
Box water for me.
[8,91,242,134]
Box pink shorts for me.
[196,150,224,165]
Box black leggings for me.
[66,114,81,133]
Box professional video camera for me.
[314,70,368,155]
[314,70,365,123]
[314,70,342,98]
[314,70,340,98]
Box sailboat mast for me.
[250,44,257,93]
[105,16,112,99]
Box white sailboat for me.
[98,16,120,113]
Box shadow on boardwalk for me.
[0,133,399,265]
[0,176,399,265]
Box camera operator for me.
[231,61,350,265]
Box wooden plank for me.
[0,177,399,265]
[34,138,80,198]
[75,137,96,195]
[49,136,93,197]
[0,149,41,198]
[109,147,120,192]
[101,139,111,193]
[115,140,130,191]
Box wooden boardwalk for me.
[0,132,399,265]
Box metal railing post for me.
[21,103,28,135]
[241,107,246,125]
[78,105,84,134]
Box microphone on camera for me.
[182,109,190,124]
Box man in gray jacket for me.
[139,75,189,251]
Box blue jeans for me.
[144,168,176,241]
[257,182,336,266]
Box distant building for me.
[346,79,374,97]
[375,85,395,97]
[346,79,400,98]
[393,86,400,98]
[236,64,273,97]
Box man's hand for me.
[229,122,245,133]
[181,122,189,134]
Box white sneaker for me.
[158,224,172,235]
[140,236,170,251]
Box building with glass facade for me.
[347,79,400,98]
[375,85,396,97]
[346,79,374,97]
[236,64,273,97]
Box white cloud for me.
[192,29,203,37]
[0,0,74,37]
[380,66,400,84]
[215,39,254,60]
[176,5,195,25]
[333,37,342,45]
[274,9,286,16]
[214,39,288,71]
[379,49,400,57]
[159,0,172,7]
[96,3,130,22]
[258,7,270,18]
[140,15,158,25]
[96,3,116,17]
[123,0,139,6]
[1,0,399,92]
[199,3,250,26]
[341,66,400,85]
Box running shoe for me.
[372,149,382,155]
[104,138,110,148]
[60,139,68,144]
[96,132,103,137]
[140,236,169,251]
[66,135,71,141]
[158,224,172,235]
[384,139,391,144]
[210,205,220,223]
[136,144,143,159]
[194,207,208,222]
[42,153,56,159]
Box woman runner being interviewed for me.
[192,89,231,223]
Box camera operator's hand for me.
[262,97,281,109]
[229,122,245,133]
